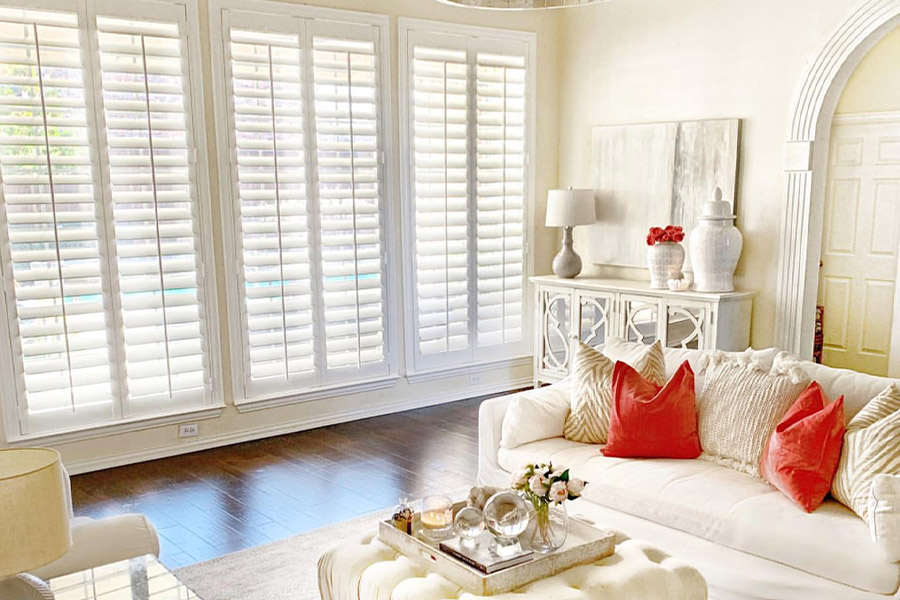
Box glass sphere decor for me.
[454,506,485,549]
[483,491,530,556]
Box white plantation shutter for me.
[403,24,532,372]
[0,0,217,437]
[0,4,115,431]
[215,8,391,401]
[311,27,386,374]
[410,42,470,360]
[225,17,316,390]
[95,9,209,410]
[475,51,525,348]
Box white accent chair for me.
[29,468,161,581]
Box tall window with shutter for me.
[0,0,217,438]
[400,20,534,372]
[211,2,393,402]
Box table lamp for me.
[545,188,596,278]
[0,448,72,600]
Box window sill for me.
[7,404,226,447]
[234,376,402,414]
[405,355,532,384]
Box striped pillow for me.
[564,340,665,444]
[832,385,900,520]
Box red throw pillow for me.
[760,381,845,513]
[603,360,702,459]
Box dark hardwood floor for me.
[71,396,490,569]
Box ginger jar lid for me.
[699,187,736,220]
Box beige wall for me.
[836,25,900,115]
[555,0,867,348]
[0,0,561,471]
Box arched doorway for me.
[774,0,900,358]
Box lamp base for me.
[552,226,583,278]
[0,574,54,600]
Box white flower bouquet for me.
[510,462,587,552]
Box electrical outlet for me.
[469,373,482,385]
[178,423,199,438]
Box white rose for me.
[549,481,568,504]
[528,474,547,495]
[567,478,586,496]
[510,468,530,489]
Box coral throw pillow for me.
[603,360,702,459]
[760,382,845,513]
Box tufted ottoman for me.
[318,530,707,600]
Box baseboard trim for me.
[63,377,532,475]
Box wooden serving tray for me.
[377,501,615,596]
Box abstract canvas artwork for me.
[586,118,740,268]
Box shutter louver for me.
[475,51,525,348]
[410,45,470,357]
[96,15,209,405]
[228,26,315,385]
[312,35,385,371]
[0,6,115,427]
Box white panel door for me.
[819,117,900,376]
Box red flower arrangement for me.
[646,225,685,246]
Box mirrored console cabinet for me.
[532,275,754,386]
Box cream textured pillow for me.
[564,340,665,444]
[867,474,900,562]
[832,385,900,520]
[697,352,808,477]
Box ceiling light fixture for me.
[432,0,606,10]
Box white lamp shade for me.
[0,448,71,577]
[545,188,596,227]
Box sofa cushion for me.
[778,354,900,422]
[497,438,899,594]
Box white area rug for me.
[176,508,389,600]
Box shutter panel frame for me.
[210,0,396,405]
[400,19,535,375]
[0,0,222,440]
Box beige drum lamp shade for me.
[0,448,71,577]
[545,188,596,227]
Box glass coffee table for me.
[49,555,201,600]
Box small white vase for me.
[647,242,685,289]
[690,188,743,292]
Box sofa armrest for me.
[869,474,900,563]
[477,381,571,487]
[478,391,518,487]
[32,514,161,580]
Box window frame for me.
[0,0,223,443]
[397,17,536,376]
[208,0,399,409]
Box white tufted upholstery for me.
[318,530,707,600]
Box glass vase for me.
[528,501,567,553]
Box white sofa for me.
[478,346,900,600]
[30,468,161,581]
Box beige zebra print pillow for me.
[832,384,900,520]
[564,340,665,444]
